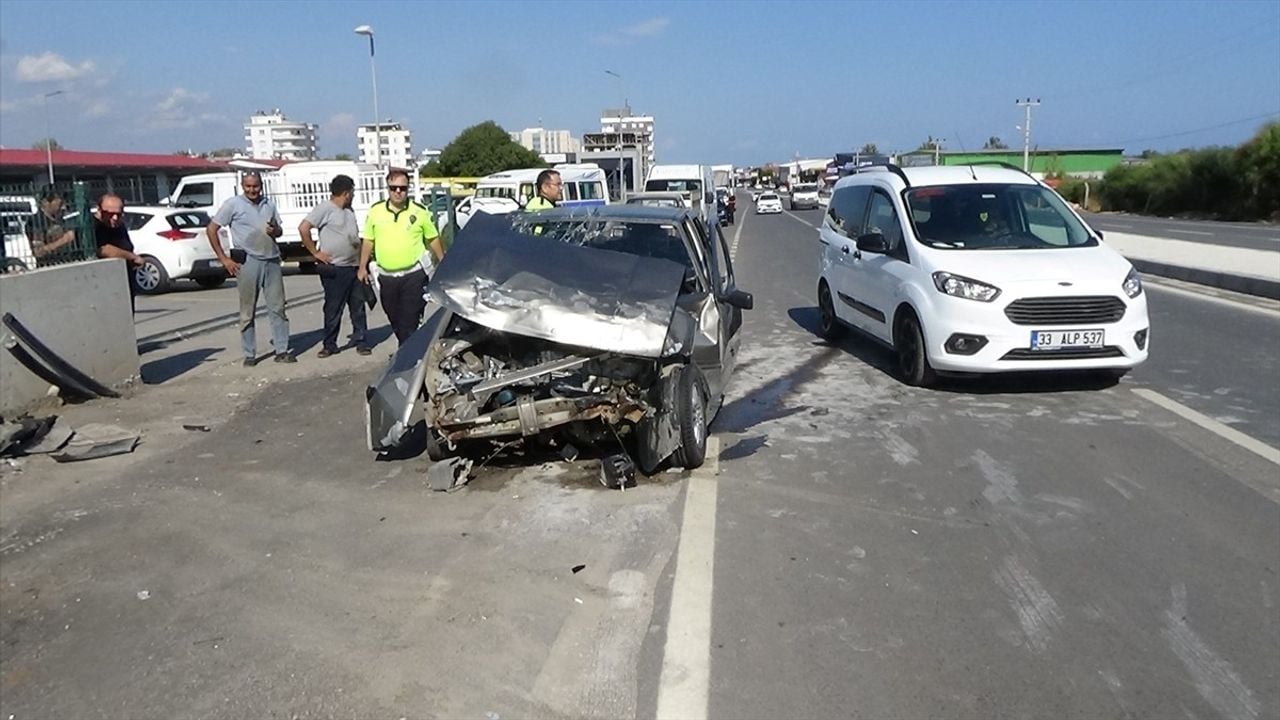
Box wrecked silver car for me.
[365,207,752,473]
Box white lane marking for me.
[1163,583,1261,720]
[656,436,720,720]
[782,208,821,229]
[1132,388,1280,466]
[1144,280,1280,318]
[729,209,747,261]
[1102,223,1135,229]
[1166,229,1215,236]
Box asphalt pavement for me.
[1082,211,1280,252]
[1,196,1277,719]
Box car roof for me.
[836,165,1041,192]
[528,204,695,223]
[626,191,686,200]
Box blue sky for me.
[1,0,1277,166]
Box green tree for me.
[419,160,443,177]
[333,153,353,161]
[436,121,545,176]
[1237,122,1280,219]
[860,143,878,155]
[983,136,1008,150]
[917,135,941,151]
[32,137,62,151]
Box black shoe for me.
[243,357,258,368]
[356,346,372,356]
[274,352,297,364]
[317,348,335,358]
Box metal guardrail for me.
[1,181,99,273]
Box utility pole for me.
[42,90,64,185]
[605,70,625,201]
[1016,98,1041,172]
[354,25,382,169]
[932,137,946,166]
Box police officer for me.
[357,170,444,344]
[524,169,562,212]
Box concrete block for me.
[0,259,139,415]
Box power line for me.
[1104,111,1280,146]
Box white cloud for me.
[0,96,41,114]
[15,52,97,83]
[84,100,111,118]
[593,17,670,46]
[326,112,357,131]
[145,87,224,130]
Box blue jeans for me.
[238,255,290,359]
[318,264,367,351]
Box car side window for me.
[866,190,909,261]
[828,185,870,238]
[712,223,733,292]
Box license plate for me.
[1030,329,1105,350]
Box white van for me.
[473,164,611,209]
[167,161,387,260]
[644,164,716,224]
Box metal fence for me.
[1,181,101,272]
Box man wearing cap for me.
[357,170,444,345]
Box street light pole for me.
[933,137,946,166]
[355,25,382,170]
[42,90,64,185]
[1016,97,1041,172]
[605,70,625,201]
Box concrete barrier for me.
[0,259,139,415]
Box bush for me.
[1097,122,1279,220]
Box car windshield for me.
[760,193,778,201]
[512,218,692,268]
[905,183,1098,250]
[793,184,817,193]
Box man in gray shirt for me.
[299,174,369,357]
[206,172,293,366]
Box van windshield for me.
[646,180,701,196]
[905,183,1098,250]
[793,184,818,193]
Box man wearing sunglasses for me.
[206,172,294,366]
[93,193,144,312]
[357,170,443,344]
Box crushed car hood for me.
[430,212,687,358]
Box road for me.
[1,197,1277,719]
[1082,211,1280,252]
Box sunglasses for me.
[101,210,124,218]
[389,185,410,192]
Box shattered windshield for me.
[511,218,694,269]
[905,183,1098,250]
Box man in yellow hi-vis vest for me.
[524,170,562,212]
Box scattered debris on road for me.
[571,564,586,574]
[50,423,140,463]
[600,453,636,490]
[181,423,211,432]
[428,457,474,492]
[136,590,151,600]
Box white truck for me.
[166,161,387,261]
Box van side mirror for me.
[856,233,889,253]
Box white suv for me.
[816,164,1149,386]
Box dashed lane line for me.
[655,435,720,720]
[1132,388,1280,470]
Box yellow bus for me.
[417,176,479,199]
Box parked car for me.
[755,192,783,214]
[623,191,688,208]
[1,196,37,272]
[366,206,753,473]
[817,164,1149,386]
[790,183,820,210]
[114,207,228,294]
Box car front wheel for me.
[895,311,937,387]
[672,366,708,469]
[134,256,170,294]
[818,281,844,340]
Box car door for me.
[847,187,911,343]
[822,184,871,330]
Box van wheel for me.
[818,281,844,340]
[134,257,170,295]
[895,311,936,387]
[672,367,708,469]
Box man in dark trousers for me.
[93,193,144,312]
[299,174,370,357]
[357,170,444,345]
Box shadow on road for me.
[140,347,222,384]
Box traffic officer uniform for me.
[363,198,439,344]
[525,195,557,212]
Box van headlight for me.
[932,272,1001,302]
[1123,267,1143,298]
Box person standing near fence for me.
[27,188,78,268]
[205,172,294,367]
[93,193,144,312]
[299,174,370,358]
[357,170,444,345]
